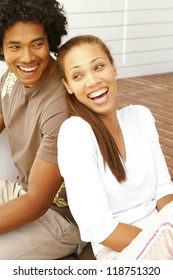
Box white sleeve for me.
[136,105,173,200]
[58,117,118,242]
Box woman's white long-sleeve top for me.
[58,105,173,255]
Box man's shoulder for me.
[39,69,65,95]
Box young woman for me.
[57,35,173,260]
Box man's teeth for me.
[89,88,107,98]
[20,66,38,72]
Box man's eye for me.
[33,42,43,48]
[9,46,20,50]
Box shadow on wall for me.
[0,61,18,181]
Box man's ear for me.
[62,79,73,94]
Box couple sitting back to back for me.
[0,0,173,260]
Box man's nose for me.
[20,48,35,63]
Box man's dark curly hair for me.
[0,0,67,60]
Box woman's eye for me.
[73,73,82,80]
[95,64,104,70]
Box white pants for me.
[97,201,173,260]
[0,180,85,260]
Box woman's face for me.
[63,43,118,117]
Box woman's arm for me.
[101,222,141,252]
[156,194,173,212]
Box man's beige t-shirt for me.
[0,69,69,190]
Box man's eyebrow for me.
[6,40,20,45]
[6,37,45,45]
[31,37,46,43]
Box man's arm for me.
[0,156,63,233]
[0,113,5,133]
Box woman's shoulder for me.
[118,104,153,120]
[118,105,155,135]
[61,116,90,128]
[59,116,93,137]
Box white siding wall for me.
[0,0,172,79]
[61,0,173,78]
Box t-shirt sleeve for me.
[37,88,69,165]
[58,117,119,243]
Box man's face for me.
[2,21,52,87]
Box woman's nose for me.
[86,73,100,87]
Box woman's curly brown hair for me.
[0,0,67,60]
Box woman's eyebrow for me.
[69,57,104,72]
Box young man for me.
[0,0,84,259]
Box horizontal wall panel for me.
[114,49,173,67]
[62,36,173,56]
[108,36,173,55]
[67,23,173,41]
[125,0,173,11]
[62,0,173,13]
[117,61,173,79]
[62,0,125,13]
[68,9,173,28]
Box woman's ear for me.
[114,66,118,77]
[112,59,118,77]
[62,78,73,94]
